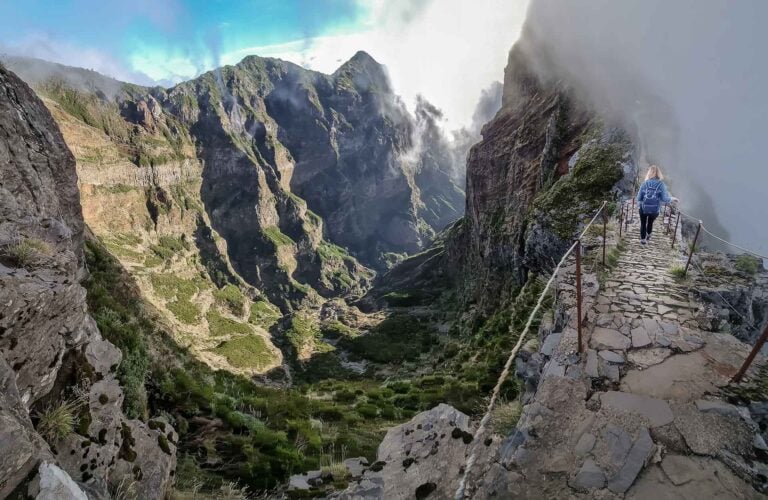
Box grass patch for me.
[735,255,761,276]
[150,273,198,301]
[669,265,688,280]
[36,396,85,443]
[490,399,522,436]
[262,226,295,247]
[207,310,252,337]
[167,299,201,324]
[213,335,276,370]
[340,315,434,364]
[2,237,51,268]
[213,284,246,316]
[249,301,281,329]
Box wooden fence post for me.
[576,240,583,353]
[684,221,703,275]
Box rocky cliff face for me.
[4,52,465,373]
[0,65,174,499]
[443,36,635,312]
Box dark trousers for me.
[639,211,657,240]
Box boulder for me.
[30,462,88,500]
[331,404,474,499]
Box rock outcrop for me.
[0,64,174,498]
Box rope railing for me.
[454,201,607,500]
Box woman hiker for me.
[636,165,678,245]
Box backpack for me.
[640,180,662,215]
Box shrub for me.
[735,255,761,276]
[248,301,281,329]
[355,403,379,419]
[321,321,358,339]
[285,315,320,354]
[213,285,246,316]
[340,315,434,364]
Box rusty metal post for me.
[619,203,624,238]
[671,213,681,248]
[665,205,673,235]
[576,240,583,353]
[602,214,607,266]
[732,322,768,382]
[684,221,703,275]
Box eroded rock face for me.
[0,65,175,498]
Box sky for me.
[0,0,530,129]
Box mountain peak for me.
[333,50,390,93]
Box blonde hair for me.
[645,165,664,181]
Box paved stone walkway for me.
[474,212,767,499]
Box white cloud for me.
[228,0,531,130]
[1,33,159,86]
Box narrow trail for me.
[468,208,766,499]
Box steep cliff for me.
[0,64,174,499]
[445,37,635,312]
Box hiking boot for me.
[640,238,647,245]
[646,233,652,242]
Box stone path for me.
[473,213,767,498]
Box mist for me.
[519,0,768,255]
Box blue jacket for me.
[636,179,672,215]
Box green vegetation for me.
[285,314,320,354]
[213,284,246,316]
[86,241,152,419]
[249,301,281,329]
[531,143,625,239]
[490,399,522,436]
[144,254,164,268]
[150,235,189,261]
[669,265,688,280]
[262,226,295,247]
[167,299,201,324]
[213,335,276,370]
[207,310,252,337]
[150,273,198,300]
[2,237,51,268]
[735,255,761,276]
[321,321,359,340]
[382,290,430,307]
[340,315,434,364]
[85,237,397,493]
[36,396,85,443]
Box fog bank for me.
[521,0,768,254]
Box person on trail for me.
[636,165,678,245]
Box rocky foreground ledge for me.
[318,219,768,499]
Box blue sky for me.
[0,0,529,128]
[0,0,368,83]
